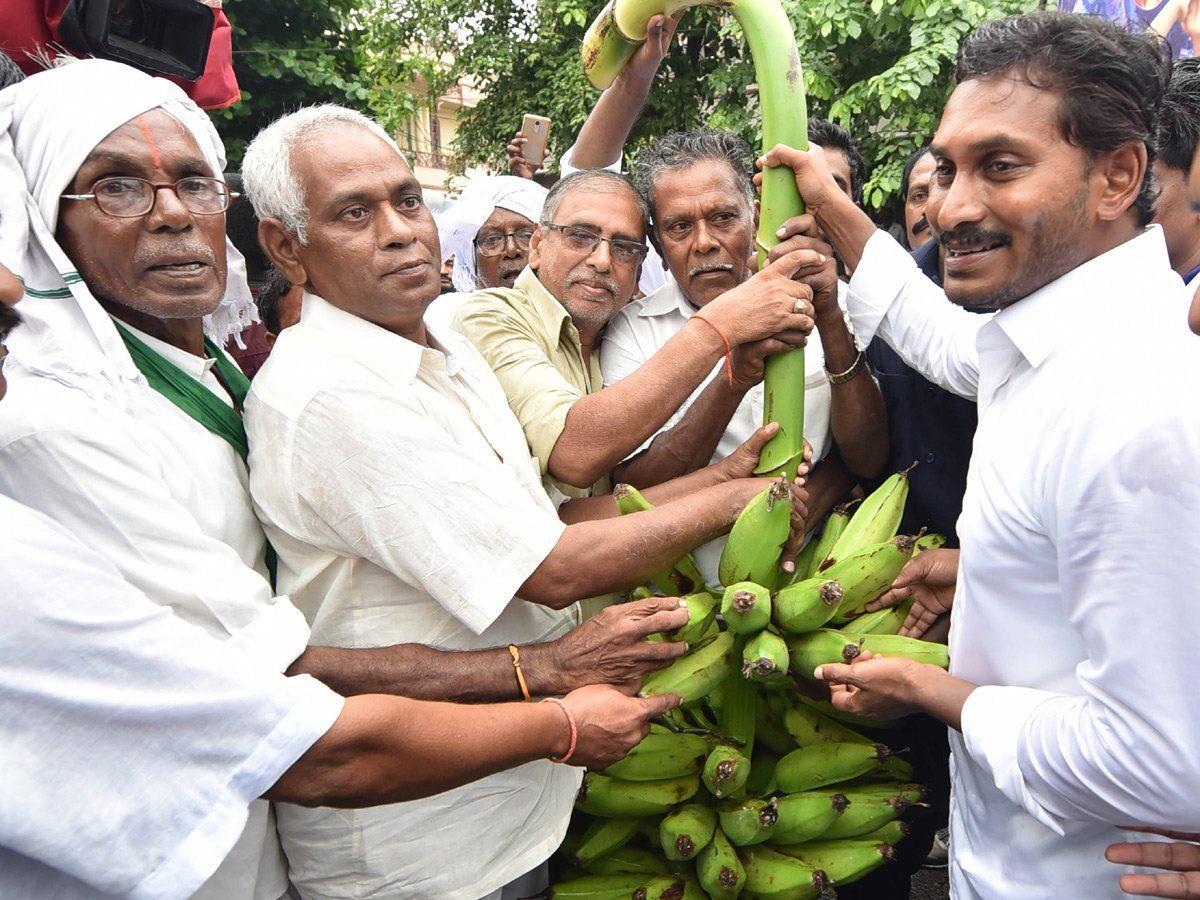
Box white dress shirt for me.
[245,292,582,899]
[0,495,342,900]
[0,324,311,900]
[600,279,842,583]
[846,226,1199,899]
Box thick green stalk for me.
[580,0,809,478]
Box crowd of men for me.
[3,8,1200,900]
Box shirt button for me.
[925,451,936,464]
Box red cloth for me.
[0,0,239,110]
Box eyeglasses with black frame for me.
[61,176,238,218]
[474,229,535,257]
[542,222,648,265]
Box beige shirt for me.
[245,292,581,899]
[454,266,609,503]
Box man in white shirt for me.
[241,105,802,898]
[760,11,1200,899]
[0,61,695,900]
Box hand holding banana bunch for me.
[550,467,953,897]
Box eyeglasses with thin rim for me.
[542,222,648,265]
[61,176,239,218]
[474,229,534,257]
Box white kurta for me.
[0,494,342,900]
[245,293,582,899]
[845,226,1200,899]
[600,279,843,583]
[0,325,311,900]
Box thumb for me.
[812,662,862,685]
[890,554,934,590]
[759,142,808,172]
[641,692,683,718]
[740,422,780,452]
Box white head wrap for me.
[435,175,548,293]
[0,59,256,411]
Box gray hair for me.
[241,104,404,245]
[631,128,756,224]
[540,169,650,233]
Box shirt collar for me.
[637,279,695,319]
[514,266,573,338]
[990,226,1174,370]
[1183,261,1200,286]
[119,321,217,381]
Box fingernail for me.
[818,254,827,262]
[813,666,825,681]
[776,226,786,237]
[678,598,687,608]
[782,561,794,573]
[683,643,689,652]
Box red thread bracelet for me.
[544,698,578,764]
[691,313,735,387]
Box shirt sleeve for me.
[847,231,988,400]
[453,292,583,475]
[959,407,1200,833]
[293,382,567,635]
[599,310,651,389]
[559,139,622,177]
[0,503,343,900]
[0,414,310,672]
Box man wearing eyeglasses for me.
[454,170,827,557]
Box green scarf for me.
[112,318,277,585]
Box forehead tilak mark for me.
[135,115,162,169]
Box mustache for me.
[134,240,218,269]
[688,261,735,278]
[566,271,619,294]
[912,216,930,236]
[936,225,1012,249]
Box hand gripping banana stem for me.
[581,0,809,478]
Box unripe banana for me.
[570,816,642,867]
[547,873,686,899]
[614,483,708,595]
[780,694,872,746]
[639,630,738,704]
[576,773,701,817]
[820,465,914,571]
[755,697,798,754]
[823,535,918,621]
[703,746,751,799]
[773,578,845,634]
[856,819,911,845]
[678,879,708,900]
[630,586,654,601]
[718,480,792,589]
[913,532,946,556]
[697,827,745,899]
[670,592,719,644]
[602,729,712,782]
[745,749,780,797]
[775,742,892,793]
[794,694,903,731]
[787,629,859,676]
[818,794,913,840]
[742,629,790,681]
[718,797,779,846]
[583,845,672,876]
[721,582,772,634]
[840,598,914,636]
[804,501,854,579]
[838,631,950,668]
[772,839,893,886]
[789,536,820,587]
[717,662,758,751]
[772,790,851,844]
[660,802,718,860]
[740,846,829,899]
[836,781,927,804]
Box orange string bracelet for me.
[544,698,578,764]
[691,313,735,386]
[508,644,531,701]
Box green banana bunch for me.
[718,798,779,846]
[718,481,792,589]
[575,772,700,817]
[721,582,772,635]
[671,592,719,644]
[703,745,751,799]
[640,630,737,704]
[803,501,855,579]
[840,598,914,636]
[820,466,914,571]
[601,729,712,781]
[570,816,642,867]
[613,483,708,594]
[772,790,851,844]
[755,696,798,754]
[817,794,912,840]
[583,845,672,875]
[745,749,781,797]
[775,742,892,793]
[820,535,919,621]
[547,873,685,899]
[740,846,829,899]
[779,694,871,746]
[716,662,758,751]
[742,630,790,682]
[697,827,745,899]
[773,578,845,634]
[772,840,893,886]
[660,802,718,860]
[838,632,950,668]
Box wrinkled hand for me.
[730,328,811,391]
[700,248,821,346]
[814,650,930,719]
[1107,830,1200,898]
[550,596,690,691]
[866,548,960,639]
[755,143,845,217]
[717,424,813,483]
[506,134,544,179]
[560,682,682,770]
[768,214,839,320]
[620,12,684,82]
